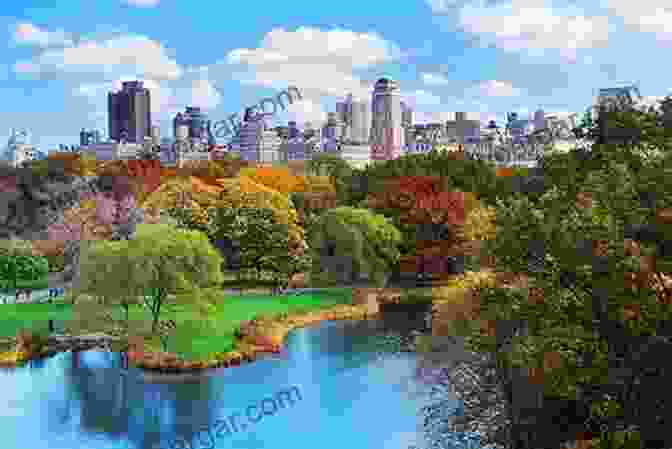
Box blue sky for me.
[1,0,671,151]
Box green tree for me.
[0,239,48,302]
[0,238,34,257]
[453,98,672,448]
[106,223,222,333]
[310,207,402,287]
[206,207,311,290]
[73,240,148,329]
[306,153,354,205]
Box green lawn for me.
[0,277,51,291]
[0,302,73,338]
[0,287,353,360]
[156,288,353,359]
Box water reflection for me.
[0,320,479,449]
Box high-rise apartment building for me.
[322,112,343,141]
[108,81,152,143]
[336,98,350,125]
[232,111,281,163]
[533,109,546,131]
[444,112,480,145]
[173,106,210,143]
[370,78,403,161]
[336,94,370,144]
[288,121,300,139]
[79,129,102,146]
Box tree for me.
[306,153,353,204]
[144,175,307,254]
[310,207,402,287]
[454,98,672,448]
[72,239,146,328]
[0,237,34,257]
[31,239,66,272]
[0,242,48,303]
[47,186,146,293]
[114,223,223,333]
[206,207,311,290]
[239,166,307,195]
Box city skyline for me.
[2,1,671,152]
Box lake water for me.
[0,319,483,449]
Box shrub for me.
[31,240,66,273]
[0,254,49,283]
[432,270,497,301]
[464,204,497,241]
[0,238,34,257]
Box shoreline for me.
[0,303,380,373]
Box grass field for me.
[1,287,353,360]
[0,302,73,338]
[0,277,51,291]
[150,288,353,359]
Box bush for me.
[0,238,34,257]
[31,240,66,272]
[432,270,497,300]
[0,254,49,283]
[464,203,497,242]
[399,293,433,305]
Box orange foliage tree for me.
[96,159,162,205]
[366,176,466,226]
[239,166,307,195]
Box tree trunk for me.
[150,290,164,334]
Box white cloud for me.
[222,27,402,100]
[446,2,611,62]
[122,0,161,7]
[14,35,182,81]
[13,23,74,48]
[421,72,450,86]
[183,79,222,110]
[605,0,672,43]
[476,80,521,97]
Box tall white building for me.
[370,78,403,161]
[336,94,370,144]
[258,128,282,164]
[231,117,281,163]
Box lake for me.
[0,319,483,449]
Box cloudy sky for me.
[1,0,671,150]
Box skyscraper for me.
[351,99,370,144]
[173,106,209,143]
[322,112,343,141]
[108,81,152,143]
[370,78,403,161]
[336,97,350,125]
[401,101,413,151]
[533,109,546,132]
[288,121,300,139]
[336,94,370,144]
[79,128,101,146]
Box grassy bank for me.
[55,287,353,360]
[0,302,73,339]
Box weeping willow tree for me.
[309,206,402,287]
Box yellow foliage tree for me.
[141,175,305,246]
[215,176,304,244]
[463,202,497,242]
[304,175,335,193]
[239,166,307,194]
